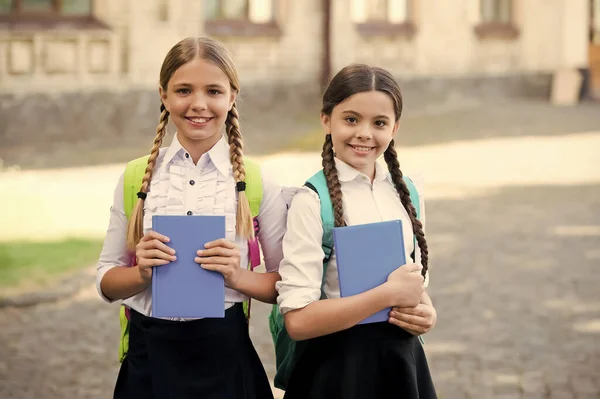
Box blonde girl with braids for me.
[276,64,437,399]
[96,37,287,399]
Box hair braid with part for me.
[226,102,254,239]
[321,134,346,227]
[126,104,169,250]
[383,140,428,277]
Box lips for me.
[186,116,213,124]
[349,144,375,153]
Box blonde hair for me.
[126,37,254,250]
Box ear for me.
[159,86,170,113]
[320,113,331,135]
[229,90,238,111]
[391,120,400,138]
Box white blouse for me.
[276,158,428,315]
[96,134,288,318]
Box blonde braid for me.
[126,106,170,250]
[226,103,254,239]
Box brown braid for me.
[126,104,169,250]
[322,134,346,227]
[383,140,428,277]
[226,103,254,239]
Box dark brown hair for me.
[321,64,428,276]
[127,37,254,250]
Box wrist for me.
[228,267,246,290]
[135,266,152,288]
[374,283,395,309]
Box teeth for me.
[352,145,372,152]
[189,117,210,123]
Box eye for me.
[176,88,191,95]
[208,89,222,96]
[375,120,387,128]
[345,117,357,124]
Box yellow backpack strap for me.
[124,155,150,219]
[241,157,263,322]
[243,157,262,218]
[118,155,149,363]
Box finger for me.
[387,318,424,335]
[205,239,237,250]
[393,305,428,317]
[404,263,423,273]
[392,306,420,315]
[143,230,170,243]
[390,311,427,327]
[149,239,176,255]
[195,256,234,265]
[197,247,236,258]
[145,249,177,262]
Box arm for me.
[97,173,176,301]
[276,189,423,341]
[96,172,148,302]
[199,168,288,304]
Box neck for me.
[178,133,223,164]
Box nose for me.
[356,125,373,140]
[191,92,208,111]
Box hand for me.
[135,230,176,283]
[195,239,242,289]
[384,263,424,308]
[389,302,437,336]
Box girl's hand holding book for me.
[196,239,242,289]
[388,301,437,335]
[384,263,424,308]
[135,230,176,283]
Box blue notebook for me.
[333,220,406,324]
[151,215,226,318]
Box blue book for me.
[333,220,406,324]
[151,215,226,318]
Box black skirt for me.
[283,322,437,399]
[114,303,274,399]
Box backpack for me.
[118,154,264,362]
[268,169,422,390]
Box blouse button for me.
[185,153,190,158]
[187,211,193,216]
[189,180,195,186]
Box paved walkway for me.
[0,131,599,398]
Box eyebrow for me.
[341,110,391,120]
[171,82,227,90]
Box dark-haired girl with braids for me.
[96,37,287,399]
[276,64,437,398]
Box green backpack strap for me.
[304,170,334,266]
[123,155,150,219]
[118,155,149,363]
[242,157,262,218]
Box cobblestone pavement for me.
[1,183,599,398]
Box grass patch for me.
[0,238,103,293]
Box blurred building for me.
[0,0,598,163]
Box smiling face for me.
[321,90,399,179]
[159,57,236,151]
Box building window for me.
[204,0,248,21]
[480,0,512,23]
[474,0,519,40]
[204,0,280,37]
[0,0,92,16]
[353,0,415,38]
